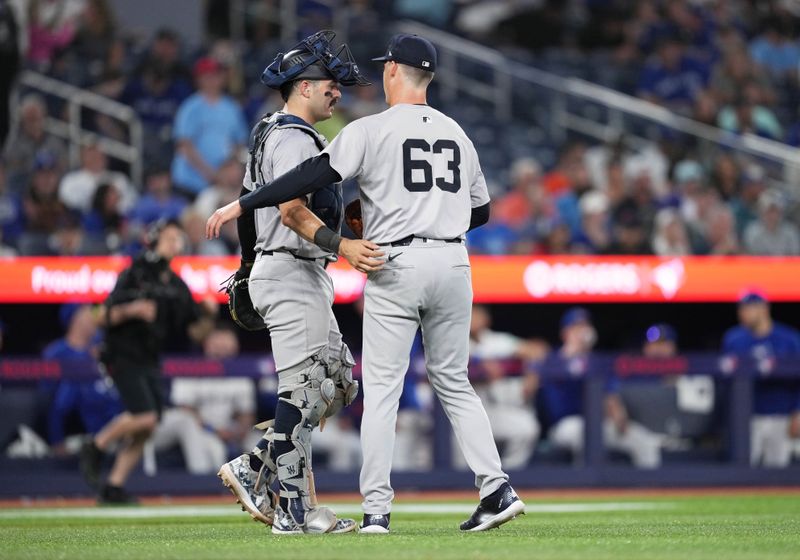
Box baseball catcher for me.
[216,30,371,535]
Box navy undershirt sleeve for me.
[236,186,258,262]
[468,202,490,231]
[239,154,342,212]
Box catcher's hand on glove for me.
[344,199,363,239]
[221,261,266,331]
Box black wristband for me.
[314,226,342,254]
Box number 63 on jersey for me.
[403,138,462,193]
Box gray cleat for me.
[271,506,357,535]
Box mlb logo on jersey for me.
[423,116,432,123]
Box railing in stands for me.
[397,21,800,192]
[13,70,143,187]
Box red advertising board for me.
[0,256,364,304]
[0,256,798,303]
[470,256,800,303]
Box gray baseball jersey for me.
[244,112,329,258]
[244,112,346,372]
[322,103,490,243]
[322,102,507,515]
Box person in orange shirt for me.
[542,142,588,197]
[493,158,543,228]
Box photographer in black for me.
[80,220,218,503]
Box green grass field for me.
[1,493,799,560]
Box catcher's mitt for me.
[220,261,266,331]
[344,198,363,238]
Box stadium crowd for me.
[0,0,799,258]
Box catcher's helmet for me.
[261,30,370,89]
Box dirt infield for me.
[3,486,799,509]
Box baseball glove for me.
[344,198,363,239]
[220,261,266,331]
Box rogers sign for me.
[522,259,686,300]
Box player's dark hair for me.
[400,65,434,88]
[280,79,322,102]
[279,80,299,102]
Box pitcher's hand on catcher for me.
[207,200,243,239]
[339,238,384,273]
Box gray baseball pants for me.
[359,239,508,514]
[249,252,343,376]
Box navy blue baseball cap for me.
[645,323,677,344]
[372,34,437,72]
[561,307,591,329]
[739,290,768,305]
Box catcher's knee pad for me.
[278,350,337,427]
[324,343,359,418]
[278,346,359,423]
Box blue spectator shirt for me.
[0,190,24,243]
[555,192,582,236]
[120,77,192,131]
[171,93,248,194]
[722,322,800,415]
[42,339,123,444]
[127,193,188,226]
[749,38,800,76]
[466,222,520,255]
[637,56,710,106]
[539,351,619,425]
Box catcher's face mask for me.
[261,30,371,88]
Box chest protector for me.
[249,113,343,232]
